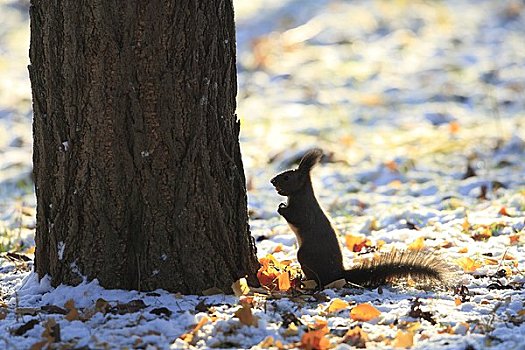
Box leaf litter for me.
[0,0,525,348]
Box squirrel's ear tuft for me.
[298,148,323,173]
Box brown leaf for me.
[42,318,60,343]
[15,307,39,316]
[0,308,7,320]
[343,326,368,348]
[95,298,110,314]
[29,341,48,350]
[112,299,147,315]
[12,319,39,336]
[40,305,68,315]
[201,287,224,296]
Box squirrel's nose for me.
[270,178,276,185]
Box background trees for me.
[29,0,259,294]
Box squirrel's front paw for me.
[277,203,288,215]
[278,203,287,209]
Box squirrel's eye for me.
[283,175,289,181]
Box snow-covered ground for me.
[1,0,525,349]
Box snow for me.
[1,0,525,348]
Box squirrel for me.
[270,148,451,289]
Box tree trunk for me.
[28,0,259,294]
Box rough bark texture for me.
[29,0,259,294]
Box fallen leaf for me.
[454,298,462,306]
[12,319,39,336]
[455,257,482,272]
[201,287,224,296]
[301,320,330,350]
[42,318,60,343]
[232,278,251,297]
[498,207,511,217]
[408,237,425,250]
[458,247,468,253]
[324,278,346,289]
[326,298,349,313]
[342,326,368,347]
[350,303,381,322]
[15,307,39,316]
[150,307,172,317]
[41,305,68,315]
[278,272,291,291]
[111,299,147,315]
[0,309,7,320]
[29,341,48,350]
[509,235,520,245]
[345,234,368,252]
[393,330,414,348]
[449,121,460,134]
[95,298,110,314]
[273,244,283,253]
[234,303,259,327]
[179,316,209,344]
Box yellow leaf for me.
[327,298,349,313]
[393,330,414,348]
[458,247,468,253]
[283,323,299,337]
[234,304,258,327]
[484,258,499,265]
[408,237,425,251]
[232,278,251,297]
[455,257,482,272]
[350,303,381,322]
[345,234,367,252]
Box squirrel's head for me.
[270,148,323,196]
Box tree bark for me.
[29,0,259,294]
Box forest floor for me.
[1,0,525,349]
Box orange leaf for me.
[455,257,482,272]
[327,298,349,313]
[408,237,425,251]
[64,300,79,321]
[345,234,368,252]
[458,247,468,253]
[350,303,381,322]
[498,207,511,217]
[179,316,209,343]
[462,217,470,232]
[277,272,291,291]
[393,330,414,348]
[385,160,398,172]
[273,244,283,253]
[454,298,462,306]
[509,235,520,245]
[301,321,330,350]
[449,121,460,134]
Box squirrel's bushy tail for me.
[344,250,454,288]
